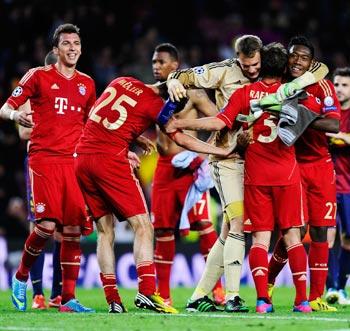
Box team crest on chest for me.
[78,83,87,96]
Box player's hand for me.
[127,151,141,169]
[15,110,34,128]
[136,135,157,155]
[276,81,301,102]
[167,79,187,102]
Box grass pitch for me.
[0,287,349,331]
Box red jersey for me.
[330,107,350,193]
[295,79,341,163]
[217,80,322,186]
[76,77,164,156]
[7,64,96,162]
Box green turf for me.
[0,287,349,331]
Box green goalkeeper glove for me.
[259,94,282,112]
[276,81,301,102]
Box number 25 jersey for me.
[76,77,164,156]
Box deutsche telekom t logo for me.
[54,97,82,114]
[54,97,68,114]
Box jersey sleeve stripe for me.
[308,61,321,73]
[319,79,332,96]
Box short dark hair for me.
[52,23,80,47]
[154,43,179,61]
[260,42,288,78]
[44,50,57,65]
[333,67,350,79]
[234,35,262,57]
[287,35,314,59]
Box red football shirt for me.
[218,80,303,186]
[331,107,350,193]
[76,77,164,156]
[295,79,341,163]
[7,64,96,162]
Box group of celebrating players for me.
[1,22,350,315]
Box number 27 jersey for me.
[76,77,164,155]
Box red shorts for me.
[300,159,336,227]
[244,183,304,232]
[151,155,210,230]
[74,153,148,220]
[29,160,87,227]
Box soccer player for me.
[0,23,96,313]
[167,42,323,313]
[74,76,233,314]
[166,34,327,313]
[325,67,350,305]
[17,50,63,310]
[151,43,224,306]
[265,36,340,312]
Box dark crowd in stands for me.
[0,0,349,240]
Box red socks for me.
[60,233,81,304]
[100,273,122,304]
[268,236,288,284]
[309,241,329,301]
[154,233,175,299]
[137,261,156,296]
[249,243,269,300]
[16,224,54,281]
[287,243,308,305]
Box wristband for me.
[9,110,16,121]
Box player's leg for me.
[325,226,339,303]
[95,214,126,313]
[128,214,178,314]
[189,191,224,306]
[12,220,55,311]
[28,222,47,310]
[306,163,337,311]
[58,163,94,313]
[245,185,274,313]
[249,231,273,313]
[186,221,226,312]
[151,159,180,304]
[49,231,62,308]
[154,228,175,304]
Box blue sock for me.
[50,241,62,299]
[30,251,45,296]
[326,247,339,289]
[337,248,350,290]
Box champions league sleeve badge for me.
[193,66,205,75]
[323,96,337,112]
[12,86,23,97]
[78,83,87,96]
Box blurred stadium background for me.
[0,0,349,291]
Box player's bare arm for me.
[310,117,339,133]
[168,130,233,157]
[165,116,226,133]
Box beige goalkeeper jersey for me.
[169,58,250,162]
[169,58,328,162]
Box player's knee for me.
[341,233,350,249]
[309,226,328,242]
